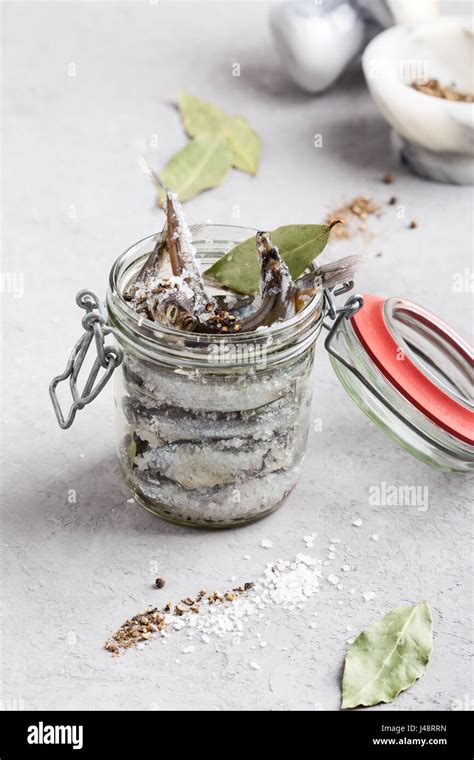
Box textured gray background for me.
[1,1,472,711]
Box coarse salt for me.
[260,539,273,549]
[352,518,363,527]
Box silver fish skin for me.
[124,234,167,302]
[295,254,365,292]
[151,171,209,312]
[237,231,295,331]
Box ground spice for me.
[411,78,474,103]
[105,606,166,655]
[325,196,381,240]
[105,581,255,655]
[409,220,418,229]
[382,173,395,184]
[154,577,166,589]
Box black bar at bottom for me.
[0,709,470,757]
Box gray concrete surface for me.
[1,1,472,711]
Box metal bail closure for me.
[49,289,123,429]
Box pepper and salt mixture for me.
[115,180,362,527]
[104,533,374,657]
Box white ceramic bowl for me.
[362,16,474,184]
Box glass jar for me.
[106,225,325,528]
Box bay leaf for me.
[178,90,261,176]
[158,135,233,203]
[222,115,261,176]
[204,223,336,294]
[178,90,226,137]
[341,602,433,709]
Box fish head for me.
[152,283,196,331]
[256,231,283,271]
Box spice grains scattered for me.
[325,196,381,239]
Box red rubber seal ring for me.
[351,294,474,445]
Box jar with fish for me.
[50,181,473,528]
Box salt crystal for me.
[330,538,341,543]
[260,641,268,647]
[175,659,181,664]
[371,534,379,541]
[342,565,351,572]
[352,518,363,527]
[261,539,273,549]
[243,555,251,560]
[363,591,375,601]
[310,622,318,629]
[350,589,356,594]
[163,553,343,648]
[249,662,261,670]
[182,645,195,654]
[126,498,135,504]
[79,454,85,459]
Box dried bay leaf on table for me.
[204,224,334,294]
[158,135,233,203]
[178,90,226,136]
[341,602,433,709]
[178,90,261,176]
[222,115,261,176]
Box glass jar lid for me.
[326,293,473,473]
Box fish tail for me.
[318,254,365,289]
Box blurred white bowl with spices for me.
[362,16,474,184]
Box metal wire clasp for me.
[49,289,123,429]
[322,282,364,356]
